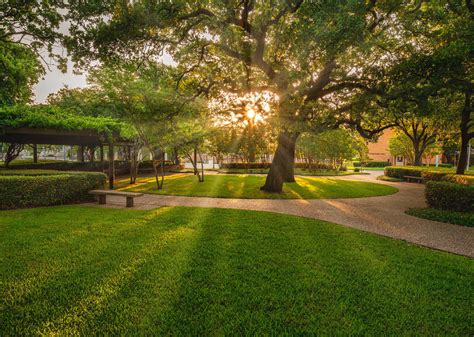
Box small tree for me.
[4,143,24,168]
[297,129,359,171]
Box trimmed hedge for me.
[7,160,182,174]
[353,161,390,168]
[425,181,474,212]
[220,162,346,171]
[421,171,449,182]
[384,166,424,179]
[8,160,130,173]
[384,166,474,186]
[443,174,474,186]
[0,172,106,210]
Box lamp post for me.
[467,140,471,172]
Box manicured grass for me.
[0,206,472,335]
[407,208,474,227]
[117,174,397,199]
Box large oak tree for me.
[65,0,432,192]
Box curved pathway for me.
[97,172,474,257]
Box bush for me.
[353,161,390,168]
[7,160,130,174]
[220,162,346,171]
[406,208,474,227]
[425,181,474,212]
[443,174,474,186]
[0,172,106,210]
[220,162,272,169]
[421,171,450,182]
[384,166,424,179]
[429,163,453,168]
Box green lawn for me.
[407,208,474,227]
[117,174,397,199]
[0,206,472,335]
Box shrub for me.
[421,171,450,182]
[443,174,474,186]
[0,172,106,210]
[384,166,424,179]
[429,163,453,168]
[8,160,130,174]
[425,181,474,212]
[220,162,346,171]
[220,162,272,169]
[353,161,390,167]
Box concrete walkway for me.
[95,172,474,257]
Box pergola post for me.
[78,145,85,162]
[32,144,38,163]
[100,144,104,162]
[108,143,115,190]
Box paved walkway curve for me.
[98,172,474,258]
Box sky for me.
[32,16,175,103]
[33,55,175,103]
[33,61,87,103]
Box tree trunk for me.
[456,94,472,175]
[78,146,85,162]
[32,144,38,163]
[5,143,24,168]
[193,146,198,175]
[260,130,299,193]
[413,149,423,166]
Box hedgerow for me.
[425,181,474,212]
[0,172,106,209]
[353,161,390,167]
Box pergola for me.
[0,127,134,189]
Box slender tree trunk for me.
[5,143,24,168]
[32,144,38,163]
[457,94,472,175]
[193,146,198,175]
[260,130,299,193]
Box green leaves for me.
[0,105,135,139]
[0,41,43,105]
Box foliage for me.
[406,208,474,228]
[384,166,474,182]
[0,172,106,209]
[353,161,390,168]
[0,1,65,66]
[47,86,117,118]
[421,171,450,182]
[65,1,442,192]
[425,181,474,212]
[220,162,340,171]
[0,104,135,139]
[0,41,43,105]
[1,160,130,174]
[443,174,474,186]
[297,129,360,170]
[117,174,396,200]
[87,61,209,186]
[0,206,472,335]
[389,133,416,164]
